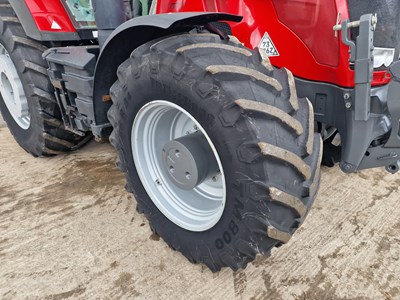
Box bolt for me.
[345,102,352,109]
[212,176,218,182]
[185,131,190,135]
[193,125,198,130]
[185,172,191,180]
[343,164,352,171]
[385,161,400,174]
[344,93,351,100]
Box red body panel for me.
[24,0,76,33]
[157,0,389,88]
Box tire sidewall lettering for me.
[214,219,240,249]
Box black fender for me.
[92,12,242,128]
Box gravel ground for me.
[0,124,399,300]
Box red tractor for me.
[0,0,398,271]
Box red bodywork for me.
[23,0,389,88]
[24,0,76,33]
[157,0,389,88]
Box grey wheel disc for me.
[131,100,226,232]
[0,43,30,129]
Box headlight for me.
[373,47,395,69]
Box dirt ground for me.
[0,121,399,300]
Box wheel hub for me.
[162,131,219,190]
[131,100,226,231]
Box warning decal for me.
[258,32,279,57]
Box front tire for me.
[108,33,322,271]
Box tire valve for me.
[155,179,162,185]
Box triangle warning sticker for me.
[51,20,62,30]
[258,32,279,57]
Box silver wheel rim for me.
[0,44,30,129]
[131,100,226,232]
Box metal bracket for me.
[384,61,400,148]
[337,19,356,62]
[357,60,400,173]
[334,14,377,121]
[354,15,376,121]
[333,14,382,172]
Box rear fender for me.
[93,12,242,127]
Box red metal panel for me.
[157,0,205,12]
[157,0,390,88]
[272,0,340,67]
[24,0,76,33]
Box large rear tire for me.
[0,2,90,156]
[108,33,322,271]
